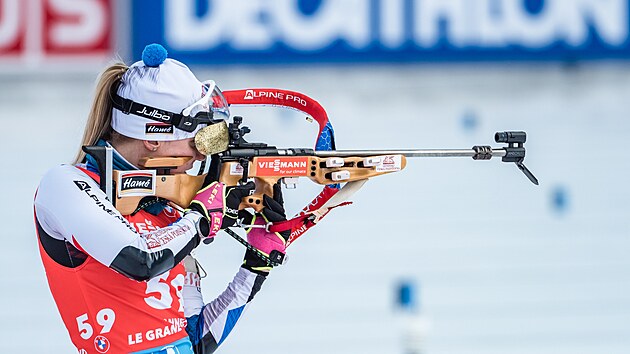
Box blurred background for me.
[2,0,630,353]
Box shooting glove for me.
[241,183,291,275]
[187,181,255,241]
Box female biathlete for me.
[34,44,289,354]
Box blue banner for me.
[131,0,630,64]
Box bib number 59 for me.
[76,308,116,340]
[144,271,185,312]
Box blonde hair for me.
[72,62,130,164]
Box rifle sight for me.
[495,131,526,144]
[228,116,252,146]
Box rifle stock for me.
[219,154,408,211]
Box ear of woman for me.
[144,140,160,152]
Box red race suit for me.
[34,164,202,353]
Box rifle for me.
[197,116,538,214]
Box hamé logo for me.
[145,123,174,134]
[116,170,156,197]
[118,171,155,196]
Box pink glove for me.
[242,187,290,274]
[188,181,256,240]
[188,182,226,237]
[246,212,287,256]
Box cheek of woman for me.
[156,140,200,173]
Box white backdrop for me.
[1,62,629,353]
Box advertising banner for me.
[0,0,113,66]
[131,0,630,64]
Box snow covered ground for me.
[2,61,629,353]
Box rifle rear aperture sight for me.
[228,116,251,146]
[227,116,270,151]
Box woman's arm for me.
[184,263,266,354]
[34,165,203,280]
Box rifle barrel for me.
[314,148,506,158]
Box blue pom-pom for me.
[142,43,168,67]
